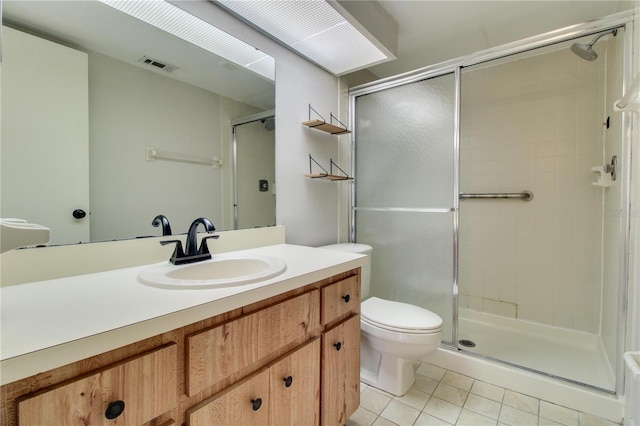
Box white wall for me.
[89,53,225,240]
[1,27,91,245]
[0,0,347,281]
[171,0,348,247]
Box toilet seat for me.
[361,297,443,334]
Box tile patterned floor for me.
[347,362,620,426]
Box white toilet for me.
[321,243,443,396]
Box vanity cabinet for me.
[1,269,360,426]
[17,343,177,426]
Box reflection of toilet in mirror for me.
[321,243,443,396]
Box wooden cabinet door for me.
[18,343,177,426]
[187,368,270,426]
[321,315,360,425]
[270,339,320,425]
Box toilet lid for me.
[361,297,443,332]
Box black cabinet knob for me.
[283,376,293,388]
[72,209,86,219]
[334,342,342,351]
[105,400,125,419]
[342,294,350,303]
[251,398,263,411]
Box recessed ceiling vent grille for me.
[137,56,178,73]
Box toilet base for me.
[360,340,416,396]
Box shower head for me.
[570,28,617,61]
[262,118,275,131]
[570,42,598,61]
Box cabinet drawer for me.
[321,275,360,325]
[187,368,270,426]
[18,343,177,426]
[186,290,320,396]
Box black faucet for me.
[161,217,219,265]
[151,214,172,236]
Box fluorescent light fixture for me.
[215,0,393,75]
[98,0,274,81]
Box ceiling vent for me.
[137,56,178,73]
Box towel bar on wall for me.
[145,146,222,168]
[459,190,533,201]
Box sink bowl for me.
[138,253,286,289]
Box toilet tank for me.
[319,243,372,299]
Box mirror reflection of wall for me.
[0,0,276,245]
[1,26,92,245]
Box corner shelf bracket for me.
[302,104,351,135]
[305,155,353,181]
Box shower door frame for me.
[348,10,634,396]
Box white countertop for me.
[1,244,366,385]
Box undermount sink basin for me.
[138,253,287,289]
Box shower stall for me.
[349,12,633,397]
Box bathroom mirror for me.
[0,0,276,245]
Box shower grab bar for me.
[459,190,534,201]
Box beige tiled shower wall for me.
[458,39,615,333]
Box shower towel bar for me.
[459,190,533,201]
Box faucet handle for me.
[152,215,172,236]
[199,235,220,256]
[160,240,185,264]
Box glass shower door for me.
[353,72,457,344]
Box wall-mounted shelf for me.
[305,155,353,181]
[302,104,351,135]
[306,172,353,181]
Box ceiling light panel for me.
[293,20,387,75]
[215,0,390,75]
[98,0,274,80]
[218,0,344,46]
